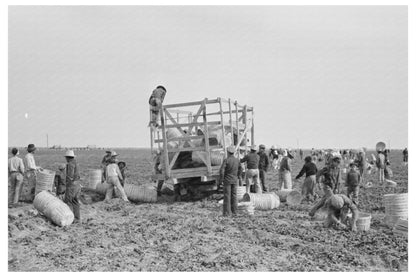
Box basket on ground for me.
[393,218,408,237]
[243,192,280,210]
[237,202,254,215]
[34,191,74,227]
[286,190,302,206]
[356,212,372,231]
[95,182,111,195]
[276,189,292,202]
[35,169,56,195]
[88,169,102,190]
[124,183,157,203]
[383,193,408,226]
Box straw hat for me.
[58,163,66,170]
[227,145,236,154]
[27,144,36,152]
[105,150,112,154]
[118,161,126,167]
[110,151,118,157]
[64,150,75,157]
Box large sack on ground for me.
[34,191,74,227]
[124,183,157,203]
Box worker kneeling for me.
[324,194,358,232]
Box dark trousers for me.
[259,169,268,192]
[347,186,359,205]
[65,182,81,220]
[223,183,237,216]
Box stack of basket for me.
[35,169,56,195]
[383,193,408,227]
[88,169,102,190]
[237,202,254,215]
[393,219,408,237]
[243,192,280,210]
[34,191,74,227]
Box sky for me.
[8,5,408,149]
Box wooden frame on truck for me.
[150,97,254,183]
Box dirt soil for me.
[8,149,408,271]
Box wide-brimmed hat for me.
[105,150,112,154]
[270,145,277,150]
[118,161,126,167]
[27,144,36,152]
[227,145,236,154]
[259,144,266,150]
[110,151,118,157]
[250,145,258,151]
[64,150,75,157]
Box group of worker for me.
[8,144,83,223]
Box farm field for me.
[8,148,408,271]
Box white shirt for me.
[24,153,37,171]
[8,156,25,174]
[106,163,122,179]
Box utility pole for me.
[46,134,49,148]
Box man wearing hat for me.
[64,150,82,223]
[8,148,25,204]
[240,145,261,193]
[346,162,361,205]
[309,152,343,218]
[23,144,42,201]
[105,151,129,202]
[101,150,113,182]
[324,194,358,232]
[257,144,270,192]
[219,146,242,216]
[269,145,279,170]
[148,85,167,129]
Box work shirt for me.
[24,153,37,171]
[269,150,279,160]
[220,155,242,185]
[346,170,361,188]
[295,162,318,179]
[279,156,292,172]
[376,153,386,169]
[149,88,166,104]
[316,166,342,192]
[240,152,260,170]
[101,155,112,167]
[66,159,80,184]
[8,156,25,174]
[106,163,123,179]
[258,151,270,171]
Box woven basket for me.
[237,202,254,215]
[393,219,408,237]
[356,212,372,231]
[34,191,74,227]
[88,169,102,190]
[383,193,408,226]
[35,169,56,195]
[276,189,292,202]
[237,186,246,202]
[192,151,225,166]
[286,190,302,206]
[243,192,280,210]
[95,182,111,195]
[124,183,157,203]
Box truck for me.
[150,97,254,199]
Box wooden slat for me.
[243,105,248,152]
[228,98,234,148]
[218,97,227,153]
[163,99,218,109]
[168,152,180,170]
[166,108,193,114]
[164,109,187,136]
[203,98,213,175]
[234,101,241,158]
[164,121,221,129]
[154,135,204,143]
[167,146,223,153]
[251,108,255,146]
[159,107,170,178]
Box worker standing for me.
[105,151,129,202]
[258,144,270,192]
[148,85,167,129]
[117,161,127,187]
[376,149,386,185]
[295,156,318,202]
[23,144,42,201]
[309,152,342,217]
[346,163,361,205]
[8,148,25,205]
[403,147,408,165]
[220,146,242,216]
[299,149,304,161]
[240,145,261,193]
[101,150,112,182]
[278,150,293,190]
[324,194,358,232]
[64,150,82,223]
